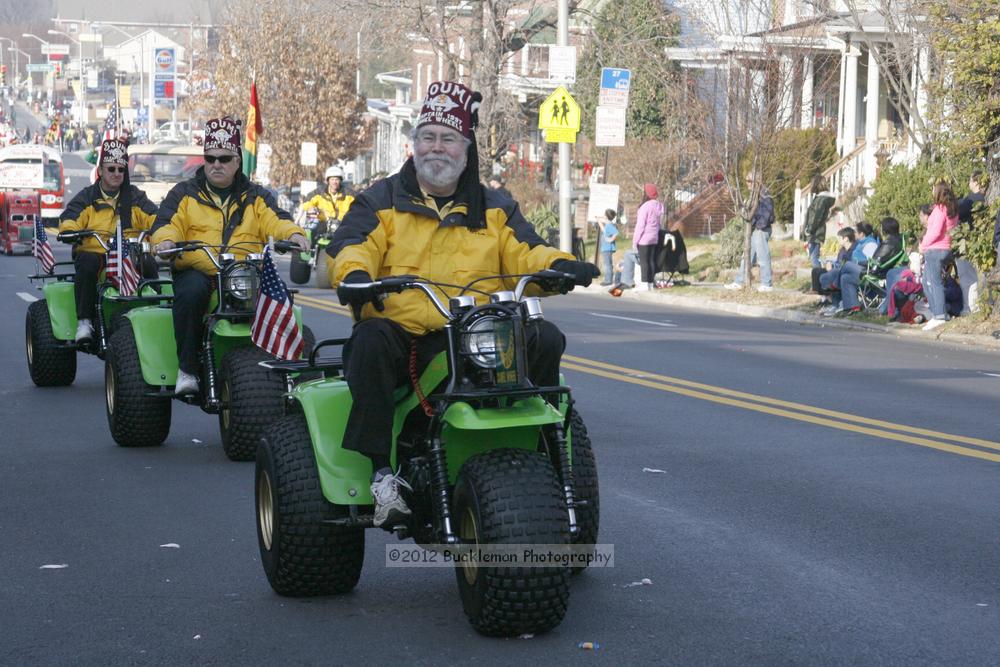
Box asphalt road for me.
[4,244,1000,665]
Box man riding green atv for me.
[256,272,600,637]
[253,80,602,636]
[26,229,168,387]
[104,240,313,461]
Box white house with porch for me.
[666,1,931,229]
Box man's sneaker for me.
[371,468,412,527]
[820,305,842,317]
[757,285,774,292]
[75,318,94,343]
[922,317,948,332]
[175,370,200,395]
[724,282,742,290]
[836,306,862,317]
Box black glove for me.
[336,270,385,315]
[550,259,601,288]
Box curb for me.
[573,284,1000,352]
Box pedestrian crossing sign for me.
[538,86,581,143]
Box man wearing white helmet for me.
[300,165,355,227]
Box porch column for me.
[908,43,929,160]
[800,55,814,129]
[841,45,859,157]
[863,44,880,185]
[779,54,794,127]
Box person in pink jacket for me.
[919,179,959,331]
[634,183,663,289]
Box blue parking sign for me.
[599,68,631,107]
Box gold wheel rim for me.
[257,469,274,551]
[459,507,479,586]
[105,362,115,415]
[220,380,230,430]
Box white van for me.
[128,143,204,204]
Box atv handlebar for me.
[156,239,296,267]
[336,271,578,319]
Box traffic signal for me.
[52,62,62,77]
[1,64,6,85]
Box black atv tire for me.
[25,300,77,387]
[290,251,311,285]
[314,248,331,289]
[568,409,600,575]
[453,448,570,637]
[256,414,365,596]
[218,346,287,462]
[105,322,171,447]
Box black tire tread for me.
[456,448,570,637]
[26,300,77,387]
[219,346,288,462]
[106,323,171,447]
[257,414,364,596]
[568,410,600,574]
[314,250,331,289]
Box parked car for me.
[151,121,192,144]
[128,143,205,204]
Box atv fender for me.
[125,306,179,386]
[42,281,77,341]
[208,306,304,368]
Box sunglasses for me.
[104,166,126,173]
[204,155,237,164]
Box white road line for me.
[588,312,676,327]
[17,292,38,303]
[981,372,1000,378]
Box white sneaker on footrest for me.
[175,370,200,395]
[75,319,94,343]
[371,469,412,527]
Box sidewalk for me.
[573,281,1000,352]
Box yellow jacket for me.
[301,189,355,222]
[151,169,300,275]
[329,162,573,335]
[58,183,158,254]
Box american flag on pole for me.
[32,217,55,275]
[94,97,121,172]
[106,224,140,296]
[251,246,304,360]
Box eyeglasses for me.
[204,155,237,164]
[104,166,126,173]
[415,132,462,147]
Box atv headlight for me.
[223,263,260,304]
[461,315,500,368]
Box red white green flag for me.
[243,81,263,179]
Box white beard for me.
[414,150,467,190]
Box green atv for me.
[289,209,338,289]
[103,240,313,461]
[26,229,171,387]
[254,271,599,637]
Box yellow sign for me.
[120,85,132,108]
[538,86,581,133]
[544,128,577,144]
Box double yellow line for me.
[294,293,1000,463]
[563,355,1000,463]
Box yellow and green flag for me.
[243,81,263,179]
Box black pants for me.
[342,317,566,457]
[638,243,658,284]
[172,269,214,375]
[74,251,104,320]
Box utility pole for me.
[557,0,572,255]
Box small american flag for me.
[103,98,120,142]
[33,217,54,275]
[106,224,140,296]
[251,246,304,360]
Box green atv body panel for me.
[42,281,78,341]
[43,277,174,342]
[125,303,305,386]
[291,353,569,506]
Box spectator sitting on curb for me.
[816,227,856,316]
[880,204,931,316]
[840,217,904,315]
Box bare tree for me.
[187,0,370,188]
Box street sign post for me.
[537,86,581,144]
[27,64,54,73]
[547,45,577,84]
[40,44,70,56]
[599,68,632,108]
[595,106,627,147]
